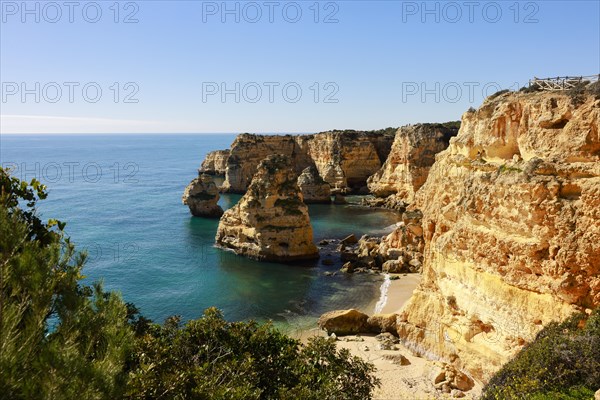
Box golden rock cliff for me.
[367,123,458,203]
[199,150,230,175]
[212,131,394,193]
[215,154,319,262]
[300,131,394,191]
[397,89,600,382]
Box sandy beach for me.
[303,273,482,400]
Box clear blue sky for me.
[1,0,599,133]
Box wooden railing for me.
[529,75,600,91]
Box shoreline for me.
[368,273,422,315]
[301,273,483,399]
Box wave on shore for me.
[374,273,391,314]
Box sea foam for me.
[374,273,391,314]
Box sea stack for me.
[182,174,224,218]
[297,166,332,203]
[215,154,319,262]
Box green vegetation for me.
[481,309,600,400]
[520,83,542,93]
[488,89,510,100]
[0,168,133,399]
[439,120,461,130]
[0,167,379,400]
[497,164,523,174]
[126,310,379,399]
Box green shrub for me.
[482,309,600,400]
[125,309,379,399]
[1,167,380,400]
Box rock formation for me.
[338,210,425,273]
[220,134,310,193]
[182,174,224,218]
[205,130,395,194]
[215,154,319,262]
[367,123,459,204]
[303,130,393,191]
[318,309,370,335]
[297,166,331,203]
[397,88,600,382]
[199,150,230,175]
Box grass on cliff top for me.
[481,308,600,400]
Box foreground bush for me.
[125,310,378,399]
[481,309,600,400]
[0,168,379,400]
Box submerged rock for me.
[182,174,224,218]
[297,166,331,203]
[215,154,319,262]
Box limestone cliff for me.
[214,130,394,193]
[220,134,311,193]
[301,131,394,191]
[199,150,230,175]
[397,88,600,382]
[297,166,331,203]
[367,123,459,203]
[182,174,224,218]
[215,154,319,262]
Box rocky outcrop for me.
[297,166,331,203]
[367,313,399,334]
[215,130,394,193]
[367,123,459,204]
[397,89,600,382]
[199,150,230,175]
[339,210,425,273]
[318,309,370,335]
[215,154,319,262]
[220,134,311,193]
[182,174,224,218]
[302,131,394,191]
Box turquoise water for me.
[0,134,400,330]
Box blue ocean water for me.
[0,134,400,330]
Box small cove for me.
[0,134,401,329]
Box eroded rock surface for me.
[208,130,394,193]
[367,123,459,204]
[318,309,370,335]
[398,89,600,382]
[297,166,331,203]
[215,154,319,262]
[199,150,230,175]
[182,174,224,218]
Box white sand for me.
[303,274,483,399]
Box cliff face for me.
[397,90,600,382]
[199,150,230,175]
[213,131,394,193]
[367,124,458,203]
[301,131,394,191]
[220,134,312,193]
[215,155,319,262]
[297,166,331,203]
[182,174,224,218]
